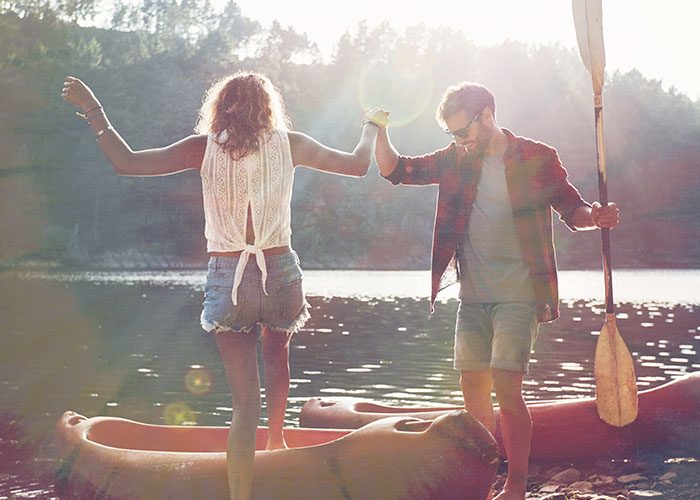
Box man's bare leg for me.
[492,368,531,500]
[460,369,496,433]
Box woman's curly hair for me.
[195,72,291,160]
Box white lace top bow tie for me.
[231,244,269,306]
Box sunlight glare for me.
[358,61,434,128]
[230,0,700,100]
[164,402,197,425]
[184,366,213,395]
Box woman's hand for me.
[61,76,101,112]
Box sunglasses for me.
[445,110,481,139]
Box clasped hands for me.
[363,108,390,128]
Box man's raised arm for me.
[365,110,398,177]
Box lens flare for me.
[184,366,213,395]
[164,402,196,425]
[358,56,434,128]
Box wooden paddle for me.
[572,0,638,426]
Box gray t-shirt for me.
[459,153,535,303]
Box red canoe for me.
[300,373,700,463]
[55,409,498,499]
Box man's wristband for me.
[362,120,380,129]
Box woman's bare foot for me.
[265,437,288,450]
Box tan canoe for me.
[301,373,700,462]
[55,409,499,499]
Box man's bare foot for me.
[492,487,525,500]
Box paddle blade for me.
[572,0,606,95]
[594,316,638,426]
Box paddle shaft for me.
[576,0,637,428]
[593,95,614,314]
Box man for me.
[369,82,619,500]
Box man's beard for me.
[471,127,492,158]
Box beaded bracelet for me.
[95,126,113,141]
[76,105,103,120]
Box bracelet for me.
[76,105,103,120]
[361,120,380,129]
[95,126,113,141]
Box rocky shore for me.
[498,456,700,499]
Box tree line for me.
[1,0,699,270]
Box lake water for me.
[0,269,699,497]
[19,268,700,303]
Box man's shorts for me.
[200,251,310,335]
[453,302,539,373]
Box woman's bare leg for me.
[215,331,260,500]
[261,325,293,450]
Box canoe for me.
[55,409,499,499]
[300,372,700,463]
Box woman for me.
[61,72,380,500]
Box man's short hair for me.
[436,82,496,129]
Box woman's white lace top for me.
[200,129,294,305]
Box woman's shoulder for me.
[286,130,311,149]
[170,134,208,153]
[271,128,293,140]
[176,134,208,169]
[188,134,209,144]
[285,130,312,165]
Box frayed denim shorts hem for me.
[200,251,310,335]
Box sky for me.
[229,0,700,101]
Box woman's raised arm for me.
[62,76,206,176]
[288,110,386,177]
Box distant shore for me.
[4,257,700,275]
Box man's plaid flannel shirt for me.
[383,128,589,323]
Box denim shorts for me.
[453,302,539,373]
[200,250,310,335]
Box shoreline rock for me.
[496,456,700,499]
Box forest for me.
[2,0,699,270]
